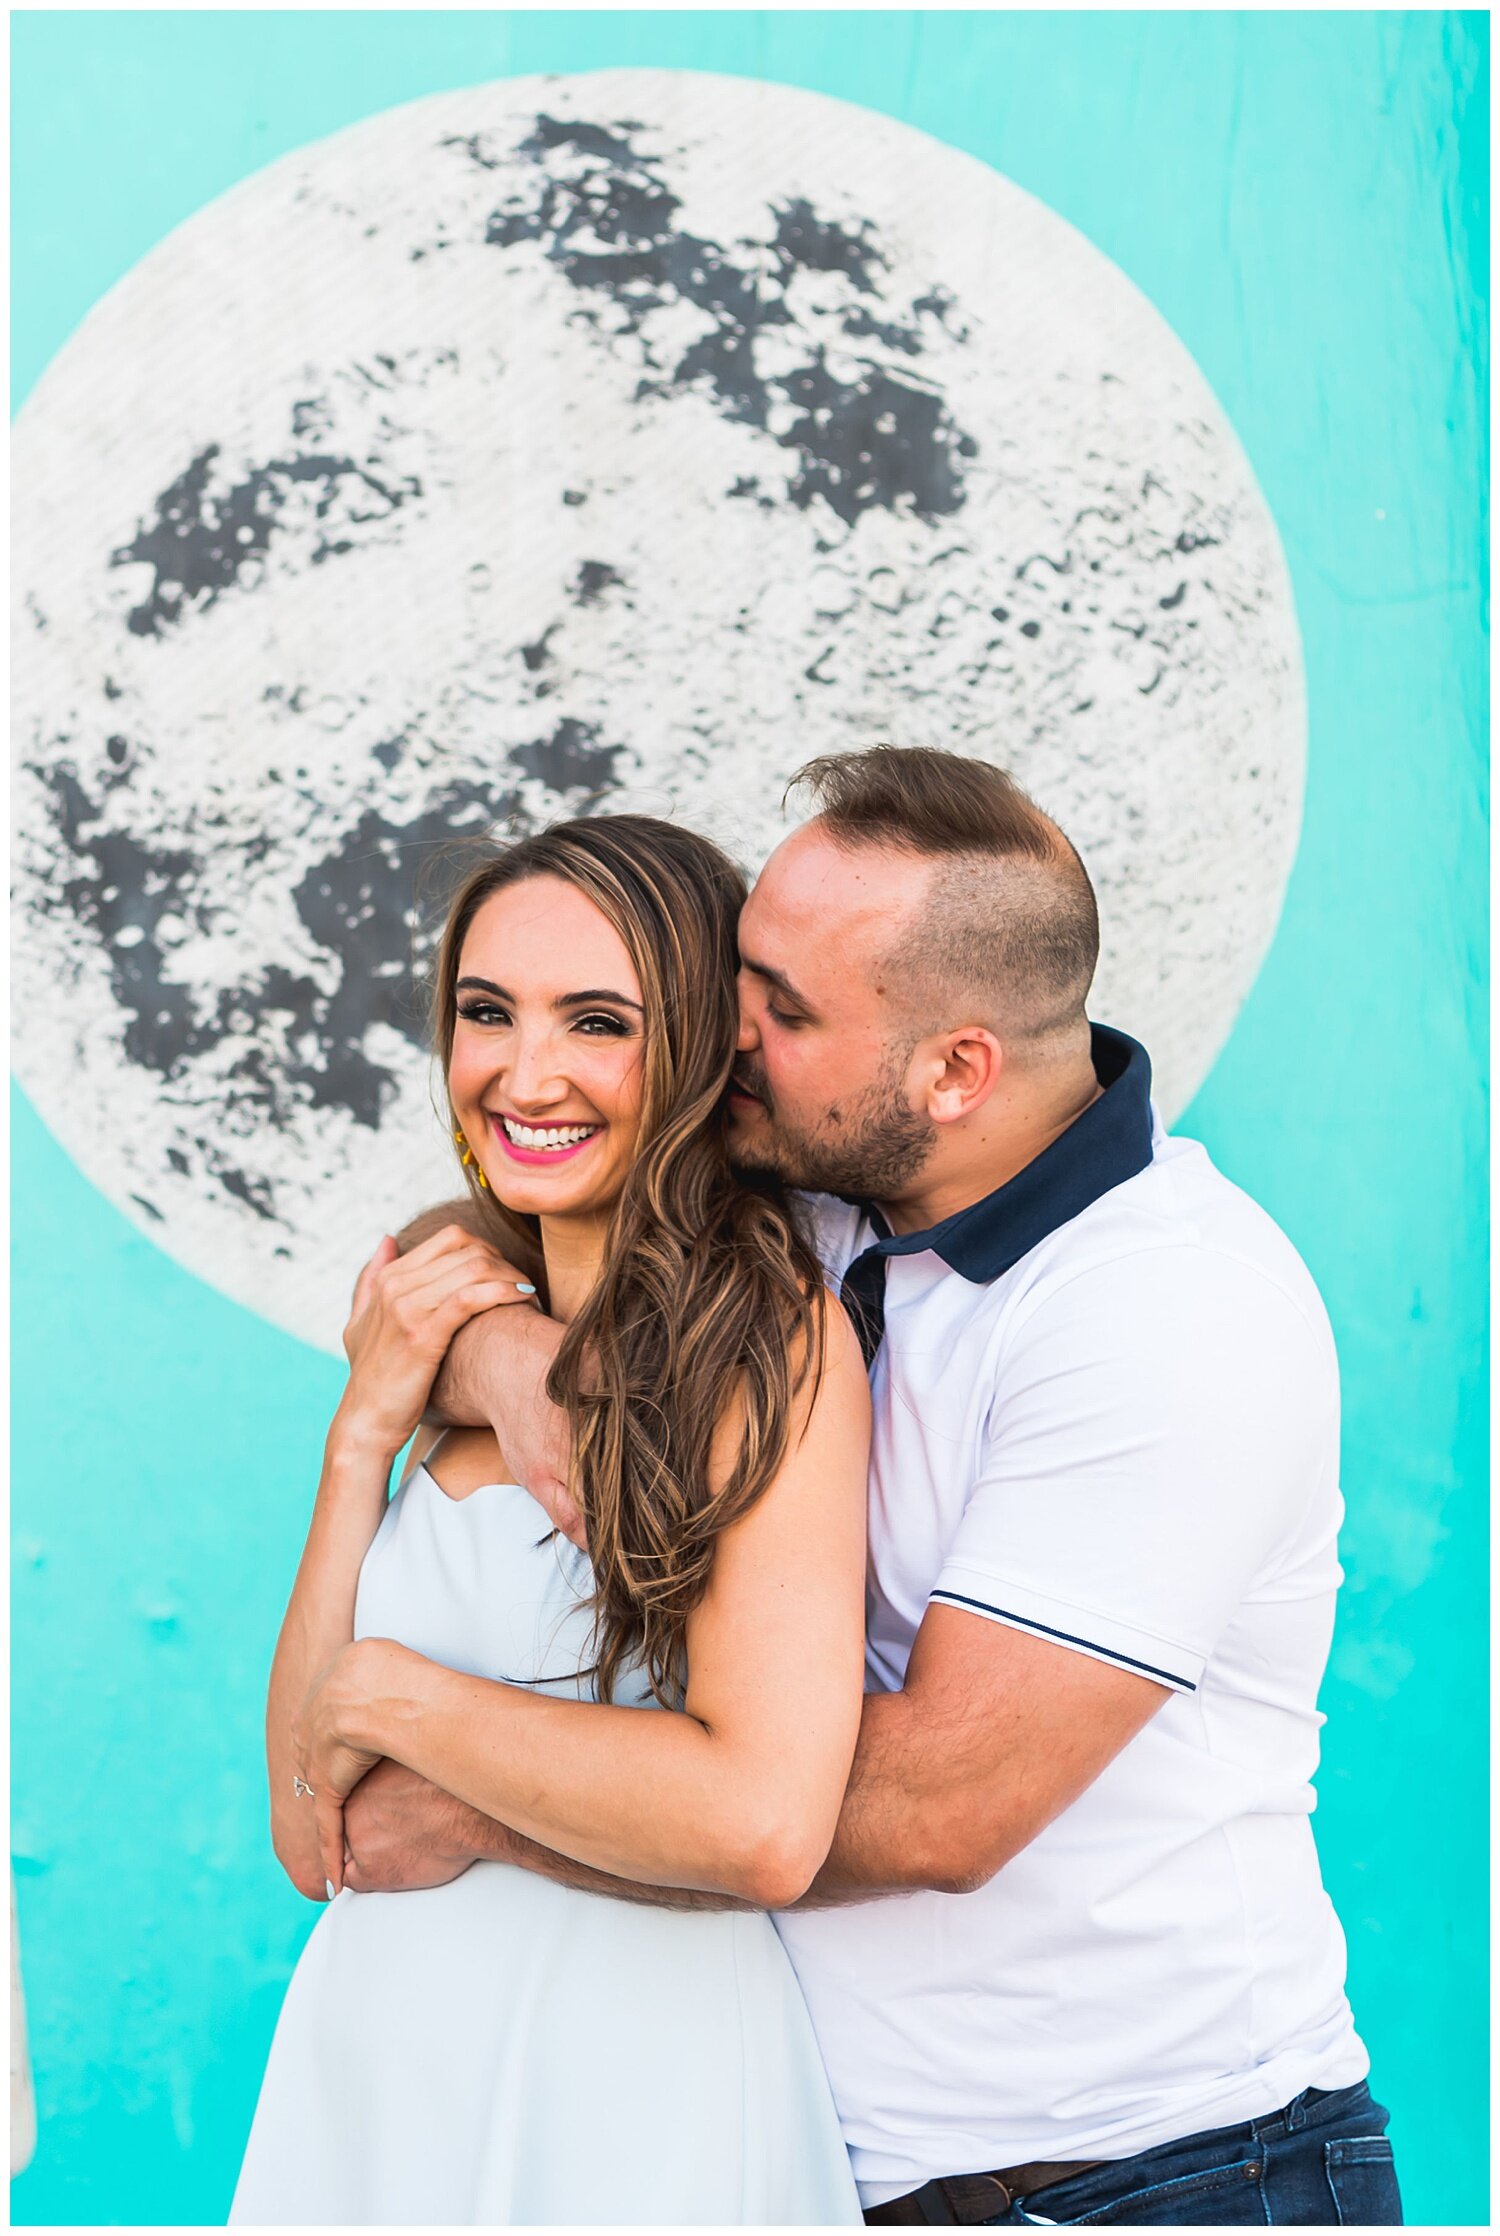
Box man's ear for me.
[924,1028,1004,1124]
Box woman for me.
[231,816,870,2226]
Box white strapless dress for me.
[230,1465,860,2226]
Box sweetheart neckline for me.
[411,1461,527,1508]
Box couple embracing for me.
[233,746,1400,2228]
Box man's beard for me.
[730,1049,936,1202]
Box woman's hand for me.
[292,1637,410,1896]
[335,1226,537,1461]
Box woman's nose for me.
[503,1031,563,1109]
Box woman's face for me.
[448,874,648,1220]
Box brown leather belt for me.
[863,2159,1102,2225]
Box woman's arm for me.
[266,1415,396,1899]
[300,1297,872,1907]
[268,1228,536,1899]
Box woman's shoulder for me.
[712,1284,867,1472]
[790,1274,865,1365]
[808,1283,871,1410]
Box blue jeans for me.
[994,2082,1400,2226]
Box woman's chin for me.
[469,1114,632,1215]
[483,1166,622,1221]
[491,1185,595,1218]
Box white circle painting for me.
[13,72,1304,1355]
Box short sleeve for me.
[931,1246,1339,1694]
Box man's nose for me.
[735,979,761,1052]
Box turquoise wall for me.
[11,11,1487,2225]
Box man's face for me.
[728,823,938,1200]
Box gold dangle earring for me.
[453,1125,490,1189]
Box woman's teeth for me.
[500,1118,599,1151]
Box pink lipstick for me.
[486,1112,602,1168]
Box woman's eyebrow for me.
[456,974,643,1013]
[557,988,644,1012]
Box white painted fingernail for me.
[516,1282,537,1294]
[325,1878,336,1901]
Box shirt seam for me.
[928,1589,1197,1691]
[935,1558,1207,1665]
[1195,1685,1260,2075]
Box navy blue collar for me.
[858,1024,1155,1286]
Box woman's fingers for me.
[407,1276,538,1340]
[385,1253,536,1321]
[350,1234,398,1318]
[443,1277,538,1325]
[389,1220,512,1276]
[388,1220,474,1272]
[385,1241,509,1294]
[344,1235,399,1356]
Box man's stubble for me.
[730,1045,936,1203]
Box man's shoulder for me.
[1017,1131,1334,1351]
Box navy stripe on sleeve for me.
[929,1589,1197,1693]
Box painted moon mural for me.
[12,70,1304,1355]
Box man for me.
[339,746,1400,2226]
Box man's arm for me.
[342,1612,1165,1906]
[428,1301,578,1535]
[393,1199,580,1542]
[793,1605,1166,1903]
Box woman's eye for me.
[575,1012,631,1037]
[457,1001,510,1027]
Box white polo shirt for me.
[774,1026,1367,2205]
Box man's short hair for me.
[788,745,1100,1050]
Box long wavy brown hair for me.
[431,815,827,1705]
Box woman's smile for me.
[487,1110,604,1167]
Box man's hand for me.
[342,1758,511,1893]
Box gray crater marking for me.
[465,112,977,525]
[112,436,420,639]
[509,718,624,797]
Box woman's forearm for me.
[342,1642,837,1908]
[266,1415,394,1897]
